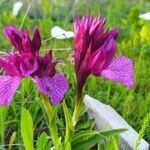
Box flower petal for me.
[43,51,52,63]
[34,75,68,104]
[0,57,20,76]
[88,47,106,76]
[20,58,39,76]
[22,29,34,55]
[101,56,134,88]
[13,1,23,16]
[0,76,21,106]
[101,28,120,69]
[32,27,41,52]
[3,25,24,52]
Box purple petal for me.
[0,76,21,106]
[46,61,60,77]
[41,51,60,76]
[32,27,41,52]
[88,47,106,76]
[34,75,68,104]
[20,58,39,76]
[101,28,120,69]
[43,51,52,63]
[3,25,24,52]
[89,17,106,36]
[101,56,134,88]
[6,53,22,73]
[0,58,20,76]
[22,30,34,55]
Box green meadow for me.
[0,0,149,149]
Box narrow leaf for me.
[72,130,102,144]
[72,134,104,150]
[36,132,48,150]
[21,107,34,150]
[63,101,73,145]
[0,106,7,144]
[65,142,71,150]
[72,128,127,150]
[100,128,127,137]
[9,131,16,150]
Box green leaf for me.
[36,132,48,150]
[63,101,72,130]
[45,141,52,150]
[77,120,92,130]
[0,106,7,144]
[71,129,127,150]
[72,130,103,144]
[65,142,71,150]
[63,101,73,145]
[21,107,34,150]
[9,131,16,150]
[100,128,127,137]
[105,136,119,150]
[72,133,104,150]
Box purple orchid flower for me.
[74,16,134,89]
[0,25,68,106]
[33,51,68,105]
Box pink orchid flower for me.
[0,25,68,106]
[74,16,134,89]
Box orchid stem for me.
[72,88,83,128]
[63,101,73,146]
[41,94,59,150]
[63,88,83,147]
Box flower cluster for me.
[0,16,134,107]
[0,25,68,106]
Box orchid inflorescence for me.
[74,16,134,90]
[0,16,134,149]
[0,25,68,106]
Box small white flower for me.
[13,1,23,17]
[51,26,74,39]
[139,12,150,20]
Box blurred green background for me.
[0,0,150,149]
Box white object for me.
[13,1,23,16]
[51,26,74,39]
[139,12,150,20]
[84,94,149,150]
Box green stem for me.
[49,117,59,150]
[72,88,83,128]
[63,101,73,145]
[41,94,59,150]
[63,88,83,147]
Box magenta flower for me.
[74,16,134,89]
[4,25,41,57]
[33,51,68,105]
[0,25,68,106]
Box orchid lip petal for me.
[101,56,134,88]
[34,74,68,105]
[0,76,21,106]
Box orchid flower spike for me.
[74,16,134,89]
[0,25,68,106]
